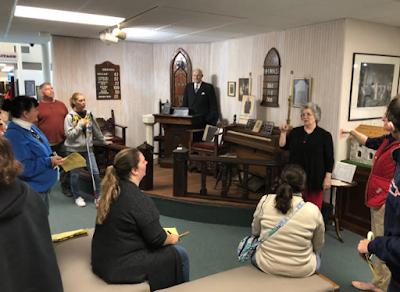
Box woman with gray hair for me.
[279,102,334,210]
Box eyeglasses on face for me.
[301,113,314,118]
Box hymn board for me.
[95,61,121,100]
[261,48,281,107]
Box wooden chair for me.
[94,110,128,174]
[95,109,127,145]
[188,125,229,176]
[154,99,169,157]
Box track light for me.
[112,28,126,40]
[100,32,118,45]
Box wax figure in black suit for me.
[182,69,219,128]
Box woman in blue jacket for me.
[2,96,63,213]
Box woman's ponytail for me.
[274,165,306,214]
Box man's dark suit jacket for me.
[182,82,219,126]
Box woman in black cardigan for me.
[91,148,189,291]
[279,102,334,210]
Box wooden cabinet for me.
[337,164,371,237]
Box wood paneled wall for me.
[52,20,345,155]
[52,37,154,148]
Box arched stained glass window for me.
[170,48,192,107]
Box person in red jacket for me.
[341,114,400,292]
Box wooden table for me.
[325,179,357,243]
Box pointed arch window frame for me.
[170,48,192,107]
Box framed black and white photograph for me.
[238,78,249,101]
[238,95,256,124]
[24,80,36,97]
[292,78,312,107]
[228,81,236,97]
[349,53,400,121]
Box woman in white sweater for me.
[64,92,110,207]
[251,164,325,277]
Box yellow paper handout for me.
[52,228,88,242]
[61,152,87,172]
[164,228,179,235]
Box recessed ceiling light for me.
[1,67,13,72]
[14,5,124,26]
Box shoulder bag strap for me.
[259,201,305,243]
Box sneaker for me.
[75,197,86,207]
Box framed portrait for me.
[238,78,249,101]
[239,95,255,124]
[349,53,400,121]
[292,78,312,107]
[227,81,236,97]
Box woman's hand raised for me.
[280,124,288,133]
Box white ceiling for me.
[1,0,400,45]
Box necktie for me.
[31,129,43,143]
[195,84,199,94]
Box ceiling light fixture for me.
[99,32,119,45]
[112,28,127,40]
[14,5,125,26]
[1,67,13,72]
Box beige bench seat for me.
[54,228,150,292]
[157,265,339,292]
[54,228,339,292]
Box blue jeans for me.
[38,188,51,215]
[251,250,322,273]
[315,250,322,272]
[68,151,101,200]
[174,245,190,282]
[388,279,400,292]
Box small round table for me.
[325,179,357,243]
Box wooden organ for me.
[222,124,288,178]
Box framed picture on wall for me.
[292,78,312,107]
[227,81,236,97]
[349,53,400,121]
[36,86,42,101]
[24,80,36,96]
[238,78,249,101]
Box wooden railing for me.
[173,147,286,203]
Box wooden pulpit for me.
[154,113,203,168]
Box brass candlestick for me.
[286,95,293,126]
[286,70,294,127]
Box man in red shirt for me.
[36,82,71,196]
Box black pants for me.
[51,141,71,194]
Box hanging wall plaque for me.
[261,48,281,107]
[95,61,121,100]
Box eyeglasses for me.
[301,113,314,118]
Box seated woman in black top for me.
[91,148,189,291]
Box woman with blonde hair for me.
[92,148,189,291]
[0,137,63,292]
[64,92,110,207]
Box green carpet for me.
[49,181,375,291]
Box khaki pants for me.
[371,206,391,292]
